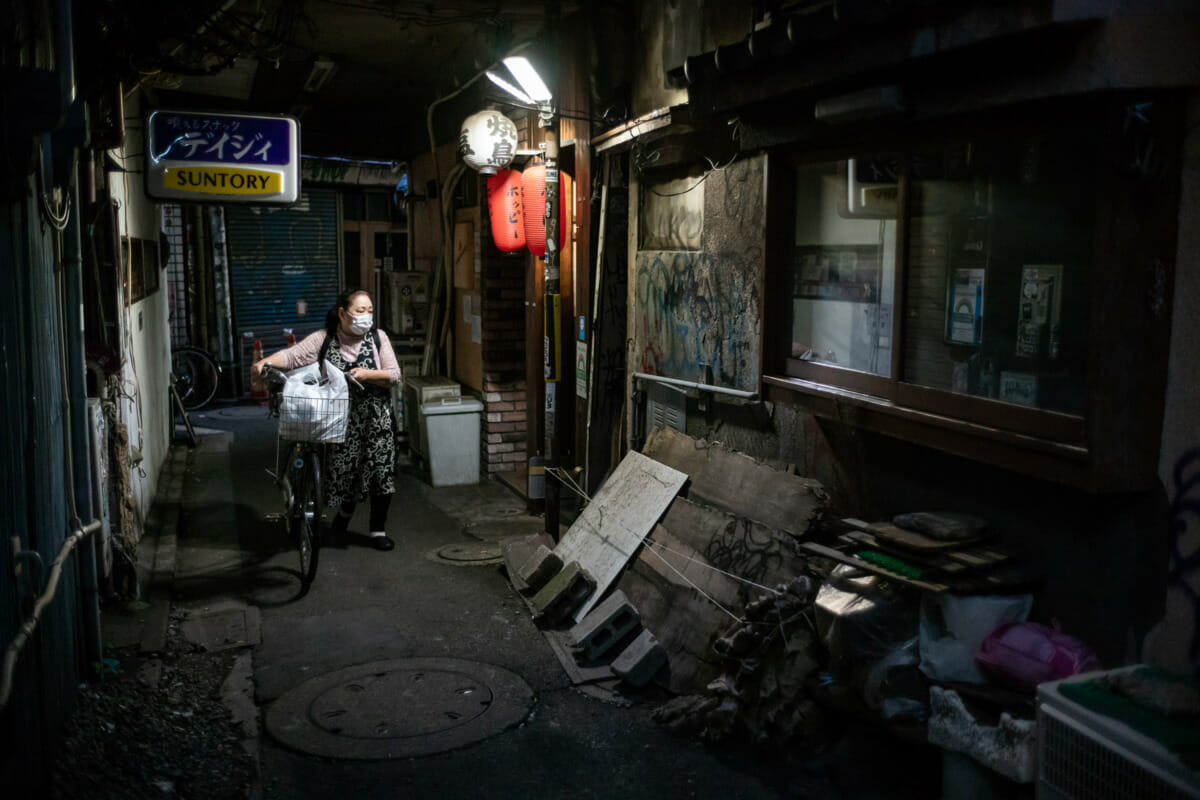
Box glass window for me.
[788,158,898,377]
[366,191,390,222]
[903,132,1095,414]
[343,191,365,222]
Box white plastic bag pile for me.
[279,360,349,443]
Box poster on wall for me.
[946,268,985,345]
[1015,265,1063,359]
[145,110,300,204]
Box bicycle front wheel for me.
[292,455,322,586]
[171,347,221,410]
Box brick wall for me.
[478,201,529,474]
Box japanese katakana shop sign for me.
[145,110,301,204]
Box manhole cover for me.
[428,542,504,566]
[265,658,533,759]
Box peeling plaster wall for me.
[108,92,172,538]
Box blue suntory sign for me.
[146,110,300,204]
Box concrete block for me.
[612,629,667,687]
[516,545,562,596]
[568,590,641,663]
[532,561,596,626]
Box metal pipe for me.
[0,519,102,712]
[632,371,759,399]
[583,156,609,495]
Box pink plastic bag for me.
[975,620,1100,692]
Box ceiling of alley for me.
[80,1,580,159]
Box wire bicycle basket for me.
[277,393,350,444]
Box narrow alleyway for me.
[67,403,942,800]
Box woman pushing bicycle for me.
[252,288,401,551]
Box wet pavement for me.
[170,403,790,799]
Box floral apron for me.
[323,335,396,507]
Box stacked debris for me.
[653,573,829,747]
[501,427,834,740]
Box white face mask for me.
[348,313,373,336]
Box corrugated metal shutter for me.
[226,190,339,392]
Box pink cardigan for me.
[278,328,402,385]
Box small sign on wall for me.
[145,110,300,204]
[576,340,588,399]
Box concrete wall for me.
[107,92,173,535]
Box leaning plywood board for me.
[659,497,810,600]
[553,450,687,622]
[642,427,826,537]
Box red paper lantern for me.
[486,169,525,252]
[521,164,569,259]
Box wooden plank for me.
[660,496,810,595]
[553,450,687,622]
[617,544,735,694]
[641,427,826,538]
[799,542,950,593]
[865,520,989,553]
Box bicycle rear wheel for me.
[291,454,322,586]
[171,347,221,410]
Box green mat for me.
[1058,678,1200,772]
[856,549,924,579]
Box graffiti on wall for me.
[634,250,760,389]
[633,156,765,392]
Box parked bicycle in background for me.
[171,344,221,410]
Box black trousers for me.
[337,494,393,532]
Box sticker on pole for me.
[146,110,301,204]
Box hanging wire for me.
[546,466,589,503]
[643,537,776,593]
[642,540,744,623]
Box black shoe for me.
[370,534,395,551]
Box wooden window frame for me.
[762,94,1183,489]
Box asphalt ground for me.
[178,404,801,799]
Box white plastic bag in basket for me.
[279,360,349,443]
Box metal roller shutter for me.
[225,190,339,393]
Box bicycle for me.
[171,345,222,410]
[260,363,352,588]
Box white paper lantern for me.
[459,109,518,175]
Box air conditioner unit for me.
[87,399,114,578]
[1037,668,1200,800]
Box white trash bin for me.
[420,397,483,486]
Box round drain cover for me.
[432,542,503,565]
[266,658,533,759]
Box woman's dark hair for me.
[325,288,371,336]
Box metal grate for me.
[163,204,188,348]
[1037,693,1199,800]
